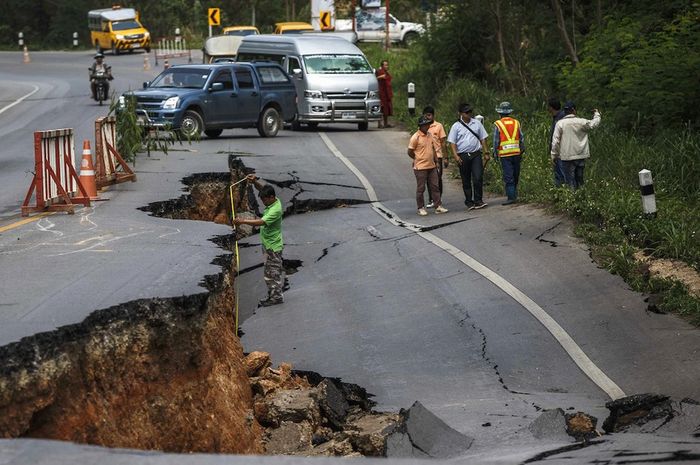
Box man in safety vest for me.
[492,102,525,205]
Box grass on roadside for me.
[362,44,700,326]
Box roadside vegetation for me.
[363,1,700,325]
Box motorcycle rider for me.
[89,53,113,100]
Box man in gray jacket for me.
[551,101,601,189]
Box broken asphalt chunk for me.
[386,401,474,458]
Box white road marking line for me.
[319,131,626,400]
[0,85,40,116]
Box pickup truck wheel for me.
[204,129,223,138]
[257,107,281,137]
[178,110,203,139]
[358,122,369,131]
[403,32,419,46]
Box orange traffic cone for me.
[22,46,30,63]
[79,140,99,200]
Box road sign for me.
[320,10,332,30]
[208,8,220,27]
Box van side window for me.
[237,52,285,65]
[287,57,300,75]
[213,70,234,90]
[235,70,255,89]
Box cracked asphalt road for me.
[1,51,699,463]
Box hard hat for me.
[495,101,513,114]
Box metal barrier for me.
[22,129,90,216]
[94,116,136,188]
[154,37,192,65]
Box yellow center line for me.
[0,212,55,233]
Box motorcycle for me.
[90,68,112,105]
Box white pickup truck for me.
[335,8,425,45]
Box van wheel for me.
[257,107,281,137]
[178,110,203,139]
[204,129,223,138]
[358,122,369,131]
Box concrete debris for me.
[244,351,271,377]
[529,408,600,442]
[528,408,571,442]
[346,411,401,456]
[313,379,350,429]
[386,401,474,458]
[565,412,599,441]
[255,389,322,428]
[603,394,700,435]
[263,421,314,454]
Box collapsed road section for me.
[1,154,698,461]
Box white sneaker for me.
[417,208,428,216]
[425,202,435,208]
[435,206,449,213]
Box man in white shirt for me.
[447,103,490,210]
[551,101,601,189]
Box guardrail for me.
[154,37,192,66]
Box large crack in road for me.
[1,154,698,461]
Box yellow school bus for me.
[88,6,150,54]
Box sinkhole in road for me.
[0,156,405,457]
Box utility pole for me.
[385,0,390,50]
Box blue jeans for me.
[553,158,566,187]
[562,159,586,189]
[458,151,483,205]
[500,155,521,199]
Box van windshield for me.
[303,54,372,74]
[150,69,211,89]
[112,20,141,31]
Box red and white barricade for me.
[94,116,136,189]
[21,129,91,216]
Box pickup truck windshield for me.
[303,54,372,74]
[150,69,212,89]
[112,20,142,31]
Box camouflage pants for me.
[263,248,284,301]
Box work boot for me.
[259,297,283,307]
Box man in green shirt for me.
[233,174,285,307]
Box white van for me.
[236,35,381,130]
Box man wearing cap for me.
[89,53,112,100]
[422,106,448,209]
[408,116,448,216]
[447,103,490,210]
[551,101,601,189]
[492,101,525,205]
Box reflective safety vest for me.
[494,117,522,157]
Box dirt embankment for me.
[0,159,261,452]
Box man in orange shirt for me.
[408,116,449,216]
[422,106,448,208]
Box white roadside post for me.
[407,82,415,116]
[639,169,657,217]
[175,27,181,43]
[18,32,23,48]
[72,32,78,48]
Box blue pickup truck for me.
[121,62,297,138]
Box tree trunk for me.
[596,0,602,28]
[551,0,579,65]
[492,0,507,69]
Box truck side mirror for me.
[292,68,302,78]
[210,82,225,91]
[142,81,149,89]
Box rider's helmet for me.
[94,52,104,60]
